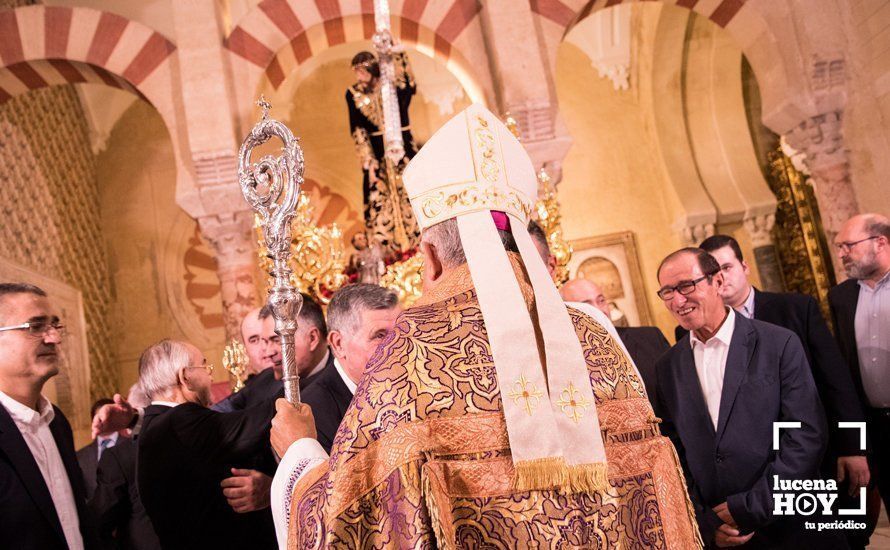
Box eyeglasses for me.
[657,273,715,301]
[835,236,878,254]
[184,363,214,375]
[0,318,66,338]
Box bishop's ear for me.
[420,240,444,285]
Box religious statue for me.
[347,48,421,256]
[347,232,386,284]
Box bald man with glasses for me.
[0,282,100,550]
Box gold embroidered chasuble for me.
[288,260,701,549]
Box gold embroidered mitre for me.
[403,106,535,229]
[403,104,608,493]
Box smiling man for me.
[653,248,839,549]
[0,283,100,549]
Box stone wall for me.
[0,86,116,399]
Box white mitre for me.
[402,104,607,492]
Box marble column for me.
[743,213,783,291]
[783,111,858,281]
[197,210,260,340]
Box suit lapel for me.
[676,342,716,439]
[0,405,66,543]
[752,288,768,320]
[715,316,756,444]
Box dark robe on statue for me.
[346,51,421,254]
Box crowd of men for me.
[0,103,887,549]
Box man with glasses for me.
[0,282,100,549]
[654,249,836,548]
[829,213,890,534]
[688,234,869,546]
[135,339,277,549]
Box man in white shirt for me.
[654,248,835,549]
[0,282,99,549]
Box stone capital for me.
[783,111,847,173]
[197,210,257,266]
[743,213,776,248]
[679,223,715,247]
[197,209,260,339]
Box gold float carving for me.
[380,254,424,308]
[255,194,349,305]
[222,339,249,393]
[534,169,572,286]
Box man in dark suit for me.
[91,436,161,550]
[0,282,100,549]
[560,277,670,405]
[136,339,277,549]
[829,214,890,523]
[89,384,160,550]
[692,235,870,503]
[213,295,328,414]
[76,397,114,499]
[303,284,401,452]
[655,249,834,548]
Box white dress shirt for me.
[333,357,357,395]
[689,308,737,430]
[304,350,330,381]
[97,431,119,460]
[0,391,84,550]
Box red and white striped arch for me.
[0,6,178,131]
[0,5,198,215]
[225,0,493,119]
[0,59,142,104]
[530,0,805,132]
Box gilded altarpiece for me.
[766,148,836,324]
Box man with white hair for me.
[135,339,277,549]
[268,104,699,548]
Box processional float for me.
[227,0,574,398]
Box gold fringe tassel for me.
[566,462,610,493]
[667,445,705,548]
[513,457,568,491]
[421,467,451,550]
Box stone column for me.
[197,210,260,340]
[171,1,262,339]
[783,111,858,281]
[743,213,783,291]
[478,0,573,180]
